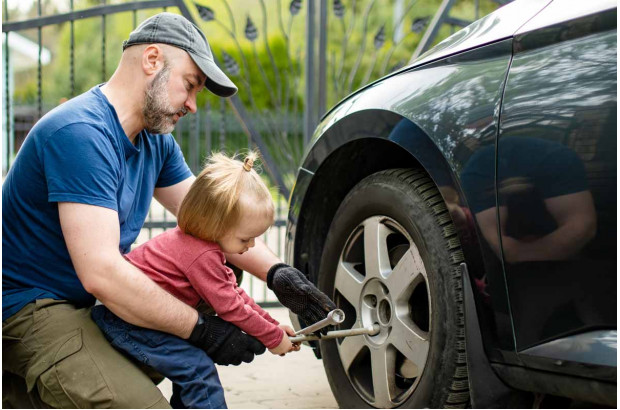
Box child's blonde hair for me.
[177,151,274,241]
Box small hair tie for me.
[243,157,254,172]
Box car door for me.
[496,0,616,357]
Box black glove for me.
[267,263,337,332]
[188,313,266,366]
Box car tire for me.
[318,168,470,408]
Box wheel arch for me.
[290,110,486,295]
[293,137,414,286]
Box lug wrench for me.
[290,324,381,343]
[291,308,380,343]
[295,308,346,336]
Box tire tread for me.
[376,168,470,408]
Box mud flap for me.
[461,263,533,408]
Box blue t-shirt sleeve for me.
[44,123,120,211]
[460,145,496,214]
[156,134,193,188]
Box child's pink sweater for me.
[126,227,283,349]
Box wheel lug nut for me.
[364,294,378,308]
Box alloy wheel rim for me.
[333,216,431,408]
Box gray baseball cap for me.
[123,12,238,97]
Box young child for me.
[92,152,299,409]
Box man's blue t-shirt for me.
[2,85,193,321]
[460,136,589,215]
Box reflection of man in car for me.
[461,136,597,263]
[388,118,471,230]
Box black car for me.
[285,0,617,407]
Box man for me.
[3,13,335,408]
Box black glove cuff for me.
[188,312,206,344]
[266,263,289,289]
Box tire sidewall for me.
[318,171,463,408]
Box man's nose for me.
[185,95,197,114]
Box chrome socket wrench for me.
[290,324,380,343]
[295,308,346,336]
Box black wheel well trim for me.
[462,263,534,408]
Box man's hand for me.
[188,314,265,366]
[267,264,337,331]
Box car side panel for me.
[292,39,518,355]
[498,10,617,353]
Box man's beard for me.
[143,63,188,134]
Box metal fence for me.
[2,0,500,305]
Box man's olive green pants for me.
[3,299,171,408]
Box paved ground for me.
[157,307,338,409]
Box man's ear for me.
[142,45,164,75]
